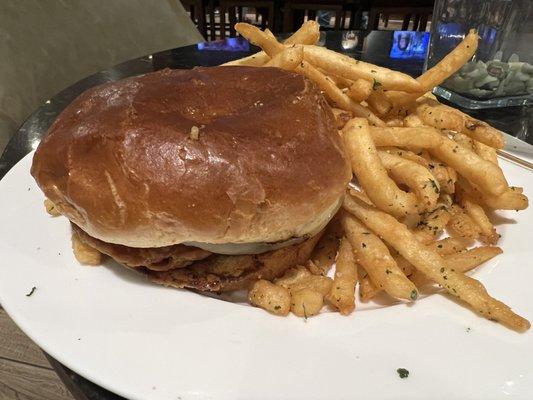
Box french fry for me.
[275,266,332,318]
[343,119,418,217]
[411,246,503,287]
[308,219,342,276]
[346,78,373,102]
[385,118,404,127]
[370,126,443,149]
[325,72,354,89]
[458,195,499,244]
[381,147,429,167]
[462,118,505,150]
[275,265,312,287]
[222,52,270,67]
[394,238,467,280]
[342,213,418,301]
[284,20,320,45]
[344,192,530,332]
[392,253,415,276]
[447,204,482,240]
[225,20,319,66]
[249,280,291,316]
[297,61,385,126]
[367,86,392,116]
[428,161,456,194]
[403,113,425,127]
[44,198,61,216]
[387,29,479,105]
[428,237,468,255]
[378,151,440,212]
[453,132,475,151]
[428,132,508,196]
[359,274,381,302]
[418,29,479,91]
[302,45,423,92]
[416,100,504,149]
[291,288,324,317]
[458,177,529,211]
[413,206,451,244]
[326,237,358,315]
[235,22,285,55]
[332,108,353,130]
[275,266,333,296]
[264,45,304,69]
[72,233,102,265]
[446,246,503,272]
[474,140,498,165]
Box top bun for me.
[31,67,351,248]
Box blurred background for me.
[0,0,434,154]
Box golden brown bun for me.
[32,67,351,247]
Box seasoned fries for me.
[332,108,353,130]
[224,20,320,67]
[417,29,479,91]
[414,206,451,244]
[429,133,508,196]
[346,78,373,102]
[308,219,342,276]
[44,198,61,216]
[343,119,418,217]
[359,274,381,302]
[249,280,291,316]
[458,194,499,244]
[369,126,443,149]
[298,61,384,125]
[386,29,479,105]
[445,246,503,273]
[275,265,332,318]
[410,246,503,288]
[326,237,358,315]
[429,237,468,255]
[474,140,498,164]
[222,22,529,331]
[72,233,102,266]
[275,266,333,296]
[416,100,504,149]
[367,86,392,116]
[284,20,320,46]
[447,204,482,240]
[342,213,417,301]
[302,45,423,92]
[291,289,324,318]
[378,151,440,212]
[264,45,304,70]
[344,193,530,332]
[458,178,528,211]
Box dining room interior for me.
[1,0,532,399]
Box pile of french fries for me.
[225,22,530,332]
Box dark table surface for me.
[1,30,532,399]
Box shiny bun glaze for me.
[31,66,351,248]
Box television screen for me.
[389,31,430,59]
[197,37,250,52]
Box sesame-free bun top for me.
[31,67,351,248]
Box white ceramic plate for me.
[1,152,532,400]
